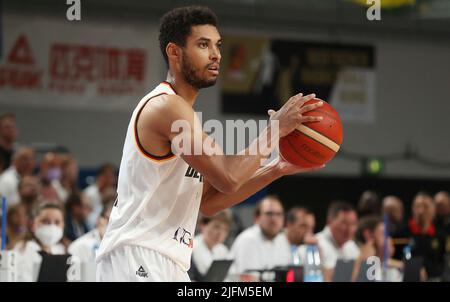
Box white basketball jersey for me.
[96,82,204,271]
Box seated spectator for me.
[382,195,407,259]
[352,215,403,282]
[228,195,291,280]
[39,152,63,203]
[64,192,91,242]
[53,154,79,202]
[316,201,359,282]
[0,146,36,205]
[84,163,117,229]
[6,203,29,249]
[13,203,66,282]
[382,195,406,236]
[0,113,18,174]
[399,192,446,280]
[434,191,450,233]
[68,202,113,263]
[284,206,317,264]
[189,210,232,281]
[357,190,380,218]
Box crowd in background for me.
[0,113,116,281]
[1,112,450,282]
[190,191,450,282]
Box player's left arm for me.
[200,156,324,216]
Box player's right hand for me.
[273,154,325,176]
[267,93,323,137]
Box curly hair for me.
[158,6,218,66]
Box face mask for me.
[46,168,62,182]
[35,224,63,247]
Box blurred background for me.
[0,0,449,282]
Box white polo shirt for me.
[316,226,360,269]
[69,228,102,263]
[229,224,291,274]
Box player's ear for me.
[166,42,181,62]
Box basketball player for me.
[96,6,324,281]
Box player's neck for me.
[165,72,199,106]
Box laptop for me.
[403,257,424,282]
[202,260,233,282]
[356,260,384,282]
[37,252,71,282]
[333,259,354,282]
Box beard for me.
[181,52,218,89]
[260,226,279,240]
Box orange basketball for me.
[279,98,343,168]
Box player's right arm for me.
[140,92,322,194]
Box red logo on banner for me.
[8,35,35,65]
[0,34,42,89]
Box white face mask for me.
[35,224,63,247]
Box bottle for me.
[403,244,412,261]
[303,245,324,282]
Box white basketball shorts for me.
[96,245,190,282]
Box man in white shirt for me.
[69,203,113,263]
[316,201,359,281]
[229,196,291,280]
[95,6,324,282]
[66,203,112,282]
[0,146,35,206]
[190,210,232,280]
